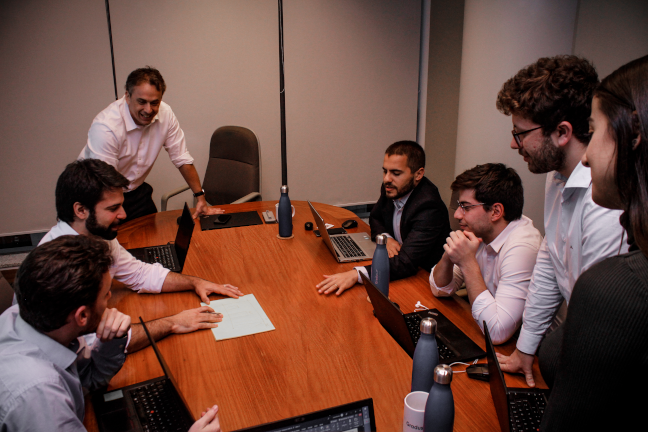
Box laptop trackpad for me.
[100,408,135,432]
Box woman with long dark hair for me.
[538,55,648,430]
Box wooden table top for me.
[83,200,545,431]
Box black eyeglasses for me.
[456,200,485,214]
[512,126,542,146]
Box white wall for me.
[0,0,421,236]
[573,0,648,78]
[454,0,580,235]
[0,0,114,235]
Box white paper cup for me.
[275,203,295,217]
[403,391,428,432]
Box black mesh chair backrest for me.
[202,126,260,205]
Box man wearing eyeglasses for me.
[430,164,542,345]
[495,55,628,387]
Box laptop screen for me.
[307,200,339,257]
[484,322,511,432]
[232,399,376,432]
[174,203,195,267]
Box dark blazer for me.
[364,176,450,281]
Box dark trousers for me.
[122,182,158,224]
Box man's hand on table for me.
[96,308,131,342]
[192,196,225,219]
[188,405,221,432]
[194,279,244,304]
[170,306,223,334]
[497,348,536,387]
[316,270,358,296]
[385,237,401,258]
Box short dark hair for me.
[55,159,129,223]
[125,66,166,96]
[385,140,426,173]
[451,163,524,222]
[14,235,112,333]
[595,55,648,253]
[496,55,599,144]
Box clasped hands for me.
[443,230,482,266]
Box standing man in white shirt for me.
[495,55,628,386]
[79,66,222,222]
[39,159,243,353]
[430,163,543,344]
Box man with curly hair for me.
[494,56,627,387]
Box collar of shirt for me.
[552,162,591,190]
[121,96,159,132]
[393,190,413,211]
[14,312,77,371]
[485,216,529,254]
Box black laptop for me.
[92,318,195,432]
[232,398,376,432]
[484,322,549,432]
[360,273,485,363]
[128,203,194,272]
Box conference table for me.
[83,200,546,431]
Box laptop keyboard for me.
[131,380,193,432]
[331,235,366,258]
[508,391,546,432]
[404,314,455,361]
[145,246,175,268]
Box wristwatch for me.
[193,189,205,198]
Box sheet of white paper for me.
[200,294,275,341]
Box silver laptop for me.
[308,200,376,262]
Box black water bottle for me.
[278,185,292,238]
[424,364,454,432]
[371,234,390,296]
[411,317,439,392]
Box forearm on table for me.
[160,271,199,293]
[127,318,177,353]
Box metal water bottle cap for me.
[420,317,437,335]
[434,364,453,385]
[376,234,387,245]
[281,185,289,194]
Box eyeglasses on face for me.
[511,125,542,146]
[456,200,485,214]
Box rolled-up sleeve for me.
[429,264,463,297]
[163,110,194,168]
[109,240,169,294]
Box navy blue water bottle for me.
[411,318,439,392]
[278,185,292,238]
[424,364,455,432]
[371,234,390,296]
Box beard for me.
[385,175,416,200]
[86,211,119,240]
[520,135,566,174]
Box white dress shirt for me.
[517,163,628,355]
[39,220,169,294]
[430,216,543,344]
[79,96,194,191]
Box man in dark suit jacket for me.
[317,141,450,296]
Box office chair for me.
[161,126,262,211]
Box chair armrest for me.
[231,192,262,204]
[161,185,190,211]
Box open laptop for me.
[232,398,376,432]
[308,200,376,262]
[128,203,194,272]
[361,272,485,363]
[92,318,195,432]
[484,322,548,432]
